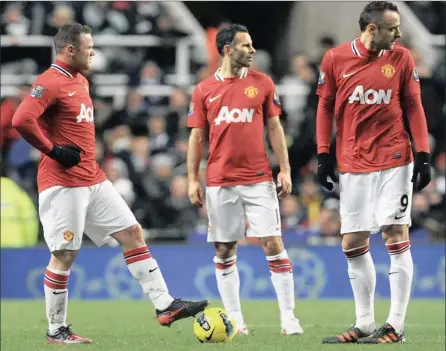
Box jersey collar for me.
[50,59,78,78]
[214,67,248,81]
[351,38,385,58]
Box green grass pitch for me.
[1,300,444,350]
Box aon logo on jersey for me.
[214,106,255,125]
[76,103,94,123]
[348,85,392,105]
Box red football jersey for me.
[316,38,421,173]
[15,60,105,192]
[188,68,282,186]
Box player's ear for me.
[223,44,233,56]
[368,23,377,36]
[66,44,76,56]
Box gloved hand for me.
[47,145,81,168]
[317,153,338,191]
[411,152,431,191]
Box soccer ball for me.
[193,307,236,343]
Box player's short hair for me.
[54,23,92,53]
[216,24,249,57]
[358,1,399,32]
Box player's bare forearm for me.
[316,97,334,154]
[187,127,205,182]
[267,116,291,172]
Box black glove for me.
[411,152,431,191]
[47,145,81,168]
[317,153,338,191]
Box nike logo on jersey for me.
[149,267,159,273]
[394,214,406,220]
[68,91,76,96]
[209,94,222,102]
[343,71,357,78]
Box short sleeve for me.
[19,79,59,118]
[264,76,282,118]
[187,84,207,128]
[316,50,337,100]
[402,50,421,98]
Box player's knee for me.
[50,249,78,268]
[123,224,144,241]
[112,224,145,248]
[260,236,284,256]
[214,242,237,259]
[341,232,370,251]
[381,224,408,243]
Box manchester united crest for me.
[381,64,396,78]
[244,86,258,98]
[63,231,74,242]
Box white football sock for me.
[344,245,376,332]
[214,255,245,329]
[124,246,174,311]
[44,267,69,334]
[267,250,295,322]
[386,241,413,334]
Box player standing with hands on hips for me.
[187,24,303,336]
[12,23,208,344]
[315,1,431,344]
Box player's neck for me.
[219,60,245,78]
[54,56,79,75]
[359,34,379,52]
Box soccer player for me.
[12,23,208,344]
[316,2,431,344]
[187,24,303,336]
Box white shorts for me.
[39,180,138,251]
[339,163,413,234]
[206,181,281,242]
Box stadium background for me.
[0,1,445,302]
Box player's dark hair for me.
[216,24,249,57]
[54,23,92,53]
[359,1,399,32]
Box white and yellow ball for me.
[193,307,236,343]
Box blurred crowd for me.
[1,2,445,246]
[406,1,445,35]
[1,2,188,80]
